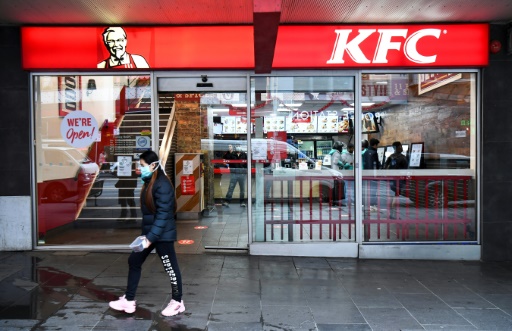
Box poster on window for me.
[60,110,99,148]
[117,156,132,177]
[251,139,268,161]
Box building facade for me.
[0,23,511,261]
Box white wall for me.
[0,196,32,250]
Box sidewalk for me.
[1,251,512,331]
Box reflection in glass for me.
[34,75,151,245]
[250,76,356,243]
[360,73,477,242]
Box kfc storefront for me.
[22,24,488,259]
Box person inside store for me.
[339,143,355,204]
[327,141,345,206]
[97,27,150,68]
[222,144,248,207]
[363,138,380,170]
[384,141,408,219]
[361,139,369,158]
[109,150,184,317]
[362,138,381,212]
[115,161,138,222]
[340,143,355,170]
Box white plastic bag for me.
[129,236,146,252]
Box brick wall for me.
[174,100,202,153]
[369,76,472,156]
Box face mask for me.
[140,161,159,179]
[140,165,152,179]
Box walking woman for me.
[109,150,184,317]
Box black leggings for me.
[125,241,182,302]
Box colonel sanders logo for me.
[97,27,150,68]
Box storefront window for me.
[360,72,477,242]
[33,75,152,245]
[250,76,356,243]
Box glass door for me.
[157,74,249,252]
[250,75,357,253]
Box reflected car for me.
[39,147,99,202]
[402,153,475,208]
[202,138,345,203]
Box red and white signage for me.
[180,175,196,195]
[22,26,254,69]
[22,24,488,70]
[60,111,98,148]
[273,24,488,68]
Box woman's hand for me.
[142,236,152,249]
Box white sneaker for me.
[109,295,136,313]
[162,299,185,317]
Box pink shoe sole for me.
[109,301,136,314]
[161,303,185,317]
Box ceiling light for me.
[350,103,375,107]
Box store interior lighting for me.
[350,102,375,107]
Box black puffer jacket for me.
[140,172,177,243]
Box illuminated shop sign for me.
[21,24,488,70]
[274,24,488,68]
[22,26,254,69]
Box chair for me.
[88,179,104,206]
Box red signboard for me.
[273,24,488,68]
[21,24,488,70]
[22,26,254,69]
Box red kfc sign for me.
[273,24,488,68]
[21,24,488,70]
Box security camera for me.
[201,75,208,82]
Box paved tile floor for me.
[1,251,512,330]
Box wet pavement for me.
[1,251,512,330]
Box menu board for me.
[264,116,286,133]
[222,116,236,133]
[286,116,317,133]
[317,115,338,133]
[337,115,351,133]
[235,117,249,133]
[222,116,252,134]
[221,112,352,135]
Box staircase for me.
[78,88,177,224]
